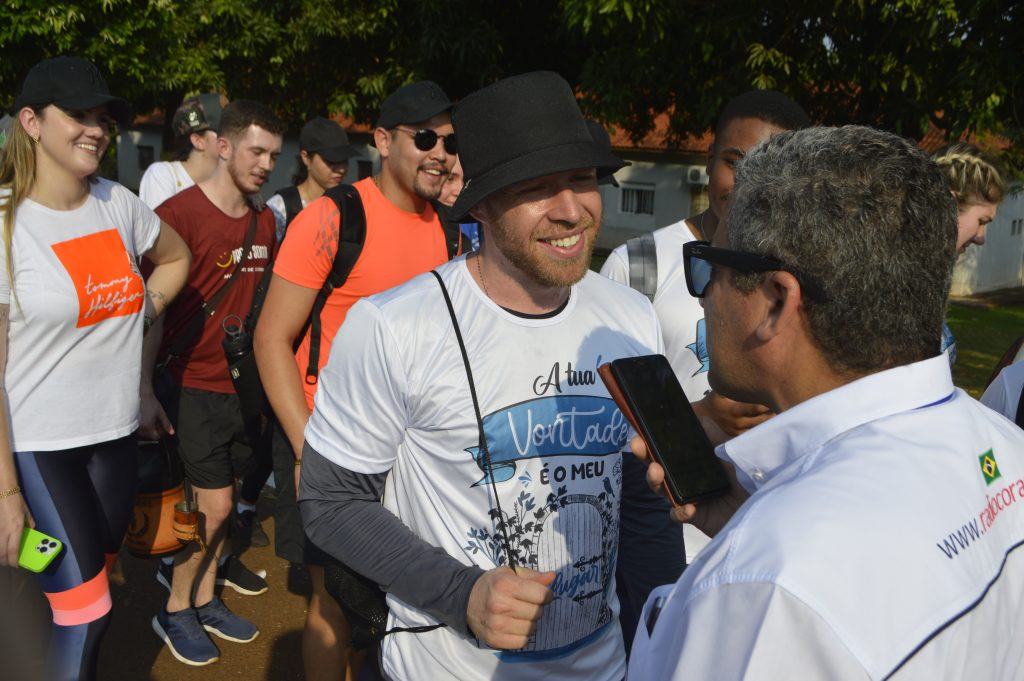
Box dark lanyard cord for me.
[431,270,516,568]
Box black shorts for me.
[160,381,251,490]
[270,421,330,566]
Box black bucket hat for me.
[449,71,627,221]
[587,119,621,188]
[14,56,132,127]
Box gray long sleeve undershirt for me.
[298,441,484,637]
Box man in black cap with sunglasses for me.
[253,81,459,681]
[627,125,1024,679]
[298,72,661,680]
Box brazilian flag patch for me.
[979,449,1001,486]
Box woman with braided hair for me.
[932,143,1007,254]
[931,143,1007,365]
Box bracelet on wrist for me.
[0,485,21,500]
[294,459,302,466]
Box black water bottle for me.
[222,314,251,380]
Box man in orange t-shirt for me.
[253,80,457,681]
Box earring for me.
[30,133,39,143]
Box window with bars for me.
[620,184,655,215]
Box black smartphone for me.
[598,354,730,505]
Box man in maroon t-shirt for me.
[141,99,284,666]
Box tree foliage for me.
[1,0,1019,169]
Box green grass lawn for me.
[947,300,1024,398]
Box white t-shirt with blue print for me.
[601,221,710,400]
[601,220,713,562]
[305,258,662,681]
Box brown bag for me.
[125,438,188,558]
[126,481,186,557]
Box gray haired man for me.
[629,125,1024,679]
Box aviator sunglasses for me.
[395,127,457,155]
[683,240,830,302]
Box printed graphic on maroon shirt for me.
[154,186,276,393]
[51,229,145,327]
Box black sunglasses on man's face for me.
[683,240,830,302]
[395,127,457,155]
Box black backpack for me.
[274,185,305,232]
[296,184,463,384]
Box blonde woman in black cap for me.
[0,56,190,681]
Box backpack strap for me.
[1015,380,1024,429]
[162,210,260,362]
[302,184,368,384]
[275,185,304,233]
[625,232,658,301]
[431,200,464,258]
[300,191,462,385]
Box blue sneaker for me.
[152,604,219,666]
[196,596,259,643]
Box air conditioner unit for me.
[686,166,709,186]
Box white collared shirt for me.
[981,360,1024,423]
[629,354,1024,680]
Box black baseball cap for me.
[300,117,360,164]
[14,56,132,126]
[375,81,452,130]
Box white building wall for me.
[596,157,706,252]
[951,188,1024,295]
[117,128,163,192]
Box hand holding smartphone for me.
[19,527,63,573]
[599,354,730,506]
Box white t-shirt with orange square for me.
[0,179,160,451]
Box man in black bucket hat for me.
[254,79,461,681]
[299,71,660,680]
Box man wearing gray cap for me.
[139,93,226,209]
[298,71,659,680]
[254,80,459,681]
